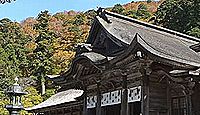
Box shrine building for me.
[27,10,200,115]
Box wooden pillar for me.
[141,76,144,115]
[140,67,146,115]
[96,82,101,115]
[166,77,171,115]
[140,67,150,115]
[145,75,150,115]
[121,75,128,115]
[83,87,88,115]
[186,95,192,115]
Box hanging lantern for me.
[5,77,27,115]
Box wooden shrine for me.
[27,9,200,115]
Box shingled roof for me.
[26,89,83,111]
[93,11,200,67]
[49,10,200,85]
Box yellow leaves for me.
[22,86,43,108]
[0,96,9,115]
[25,42,37,51]
[22,25,38,38]
[21,17,38,38]
[52,50,75,73]
[53,50,75,62]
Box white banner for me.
[87,86,141,108]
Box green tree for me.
[0,91,9,115]
[84,10,97,25]
[147,0,152,3]
[30,11,56,95]
[0,18,31,115]
[187,27,200,38]
[73,14,85,26]
[21,86,43,115]
[0,18,29,90]
[22,86,43,108]
[136,4,152,20]
[111,4,125,14]
[123,10,138,19]
[155,0,200,38]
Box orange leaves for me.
[21,17,38,38]
[53,50,75,61]
[25,41,37,50]
[123,1,162,13]
[48,17,63,36]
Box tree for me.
[136,4,152,20]
[0,18,29,90]
[30,11,56,95]
[84,10,97,25]
[73,14,85,26]
[22,86,43,108]
[0,18,30,115]
[155,0,200,38]
[52,11,89,74]
[111,4,125,14]
[187,27,200,38]
[123,10,138,19]
[147,0,152,3]
[0,91,9,115]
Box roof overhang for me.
[26,89,83,112]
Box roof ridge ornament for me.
[97,7,112,23]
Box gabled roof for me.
[49,9,200,86]
[48,51,107,85]
[26,89,83,111]
[94,10,200,67]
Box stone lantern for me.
[5,77,27,115]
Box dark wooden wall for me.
[192,82,200,115]
[148,71,169,115]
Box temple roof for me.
[26,89,83,111]
[94,11,200,67]
[31,10,200,111]
[49,10,200,86]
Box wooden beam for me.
[96,82,101,115]
[121,75,128,115]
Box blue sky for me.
[0,0,140,22]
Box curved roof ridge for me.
[104,10,200,43]
[48,52,107,82]
[136,34,200,67]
